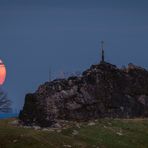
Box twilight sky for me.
[0,0,148,111]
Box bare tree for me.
[0,88,11,113]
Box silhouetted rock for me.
[19,62,148,127]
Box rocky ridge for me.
[19,62,148,127]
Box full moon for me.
[0,59,6,85]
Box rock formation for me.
[19,62,148,127]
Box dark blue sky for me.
[0,0,148,111]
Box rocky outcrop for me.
[19,62,148,127]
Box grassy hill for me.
[0,118,148,148]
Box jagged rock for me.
[9,120,19,126]
[19,62,148,127]
[56,129,62,133]
[116,132,123,136]
[63,145,72,148]
[53,123,62,128]
[88,122,96,126]
[33,126,41,130]
[13,139,18,143]
[72,130,79,135]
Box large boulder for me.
[19,62,148,127]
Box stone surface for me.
[72,130,79,136]
[9,120,19,126]
[88,122,96,126]
[19,62,148,127]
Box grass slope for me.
[0,118,148,148]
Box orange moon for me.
[0,60,6,85]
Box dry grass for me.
[0,118,148,148]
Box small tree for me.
[0,88,11,113]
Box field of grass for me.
[0,118,148,148]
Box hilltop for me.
[19,62,148,127]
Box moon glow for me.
[0,60,6,85]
